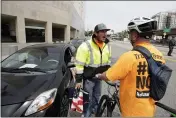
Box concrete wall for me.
[2,1,85,44]
[70,2,85,38]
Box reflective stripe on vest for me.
[75,60,86,66]
[85,40,110,67]
[76,70,84,74]
[85,62,111,68]
[107,43,111,61]
[85,41,94,65]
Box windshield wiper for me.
[1,68,47,73]
[20,68,47,73]
[1,67,30,74]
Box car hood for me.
[1,72,56,106]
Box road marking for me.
[165,58,176,62]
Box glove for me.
[75,74,83,83]
[75,74,83,89]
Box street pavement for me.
[100,40,176,117]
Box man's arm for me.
[75,43,89,83]
[98,52,135,82]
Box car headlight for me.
[25,88,57,116]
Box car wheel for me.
[58,92,69,117]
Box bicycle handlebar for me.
[155,102,176,115]
[92,76,120,88]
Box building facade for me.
[151,10,176,36]
[1,1,85,44]
[152,11,176,30]
[169,12,176,28]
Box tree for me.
[85,30,93,36]
[85,31,89,36]
[88,30,93,36]
[111,30,114,34]
[117,30,128,41]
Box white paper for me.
[19,64,37,68]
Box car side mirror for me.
[67,62,75,68]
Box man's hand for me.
[95,73,102,79]
[75,82,82,89]
[97,72,109,81]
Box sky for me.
[85,1,176,33]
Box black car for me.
[1,43,75,117]
[70,39,86,49]
[69,39,86,56]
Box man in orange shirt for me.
[97,17,165,117]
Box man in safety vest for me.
[75,23,112,117]
[97,17,166,117]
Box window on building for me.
[25,19,46,43]
[1,15,16,43]
[25,27,45,43]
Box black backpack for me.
[133,46,172,101]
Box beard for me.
[97,37,105,42]
[130,39,135,46]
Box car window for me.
[64,48,73,65]
[2,47,60,71]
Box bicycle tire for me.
[95,95,112,117]
[116,96,121,113]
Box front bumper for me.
[1,101,47,117]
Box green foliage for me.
[117,30,128,40]
[85,30,93,36]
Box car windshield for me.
[1,46,60,71]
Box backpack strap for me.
[133,46,152,59]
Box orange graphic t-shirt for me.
[106,41,165,117]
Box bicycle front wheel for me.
[95,95,112,117]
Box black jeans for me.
[168,46,174,56]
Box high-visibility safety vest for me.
[75,38,111,79]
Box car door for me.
[57,47,73,95]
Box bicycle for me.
[155,102,176,117]
[95,79,121,117]
[95,78,176,117]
